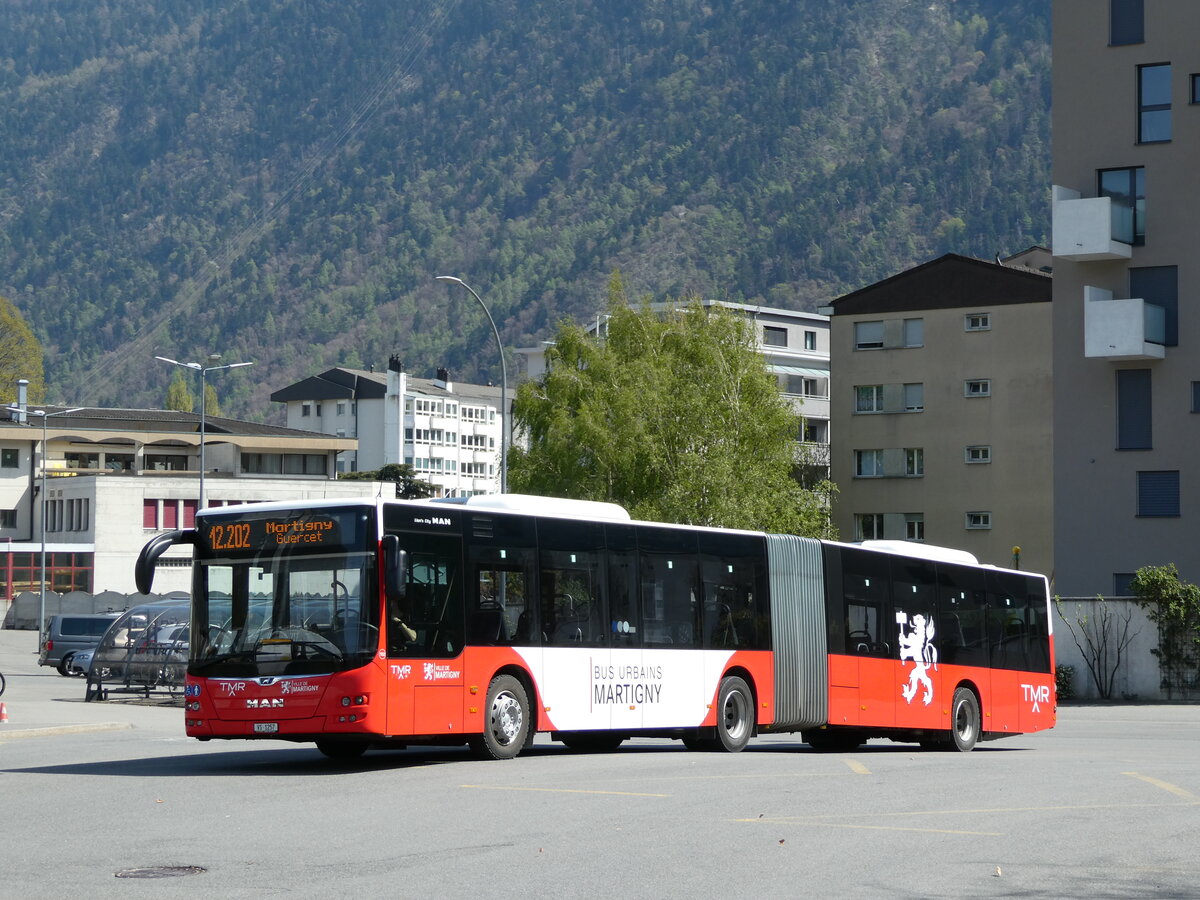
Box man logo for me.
[246,698,285,709]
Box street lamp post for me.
[156,355,253,509]
[435,275,508,494]
[5,406,86,644]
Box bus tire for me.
[316,740,369,761]
[714,675,753,753]
[471,674,530,760]
[949,686,981,752]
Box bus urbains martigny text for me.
[135,494,1055,760]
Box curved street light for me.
[435,276,507,494]
[156,355,253,509]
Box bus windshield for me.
[189,506,379,678]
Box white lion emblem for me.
[897,611,938,706]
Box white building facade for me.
[272,357,505,497]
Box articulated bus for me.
[135,494,1055,760]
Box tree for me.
[1131,564,1200,699]
[0,295,45,404]
[203,383,221,416]
[165,370,195,412]
[339,463,435,499]
[1053,596,1140,700]
[509,278,835,536]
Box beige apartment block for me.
[1051,0,1199,596]
[828,253,1053,576]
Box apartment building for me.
[272,357,505,496]
[827,252,1053,575]
[1051,0,1198,595]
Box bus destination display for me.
[202,512,356,556]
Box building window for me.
[903,383,924,412]
[1117,369,1152,450]
[145,454,188,471]
[763,325,788,347]
[1113,573,1136,596]
[301,402,312,417]
[0,509,16,528]
[855,385,884,413]
[1137,471,1180,517]
[905,514,924,542]
[905,448,924,477]
[802,419,828,443]
[965,511,992,530]
[854,321,884,350]
[964,313,991,332]
[241,453,328,476]
[1192,382,1200,413]
[804,330,817,351]
[1110,0,1143,45]
[854,450,884,478]
[336,401,346,416]
[1,448,17,468]
[855,514,884,541]
[65,452,100,470]
[965,445,992,464]
[903,318,924,348]
[1130,266,1177,346]
[1192,74,1200,104]
[105,453,134,472]
[964,379,991,398]
[1138,63,1172,144]
[1099,167,1145,246]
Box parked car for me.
[38,613,123,676]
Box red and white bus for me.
[135,494,1055,759]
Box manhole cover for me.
[114,866,206,879]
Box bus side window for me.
[606,524,639,648]
[386,534,464,658]
[536,519,606,648]
[839,547,892,657]
[699,532,767,650]
[638,528,700,648]
[891,557,937,659]
[465,513,536,647]
[936,564,988,668]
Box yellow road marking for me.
[1123,772,1200,801]
[735,818,1000,836]
[843,759,871,775]
[462,784,668,798]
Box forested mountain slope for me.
[0,0,1050,418]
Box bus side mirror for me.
[383,535,407,602]
[135,529,197,595]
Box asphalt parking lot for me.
[2,627,1198,899]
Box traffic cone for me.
[0,702,8,724]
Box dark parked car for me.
[38,613,123,676]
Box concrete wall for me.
[1051,597,1163,701]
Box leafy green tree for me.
[1131,564,1200,698]
[510,280,835,536]
[203,383,221,416]
[0,295,45,404]
[339,462,435,499]
[165,369,195,412]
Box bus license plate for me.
[253,723,279,734]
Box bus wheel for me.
[316,740,369,761]
[714,676,753,752]
[949,687,980,752]
[471,675,529,760]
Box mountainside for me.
[0,0,1050,419]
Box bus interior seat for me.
[468,606,504,644]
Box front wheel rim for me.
[490,691,523,745]
[722,689,750,740]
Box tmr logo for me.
[391,664,412,680]
[1022,683,1052,713]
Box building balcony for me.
[1052,187,1133,262]
[1084,286,1165,360]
